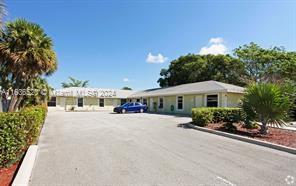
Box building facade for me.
[48,81,245,114]
[48,87,135,111]
[128,81,244,115]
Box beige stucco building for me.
[48,81,244,114]
[48,88,135,111]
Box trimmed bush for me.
[191,107,242,127]
[0,106,47,167]
[191,108,213,127]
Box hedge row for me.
[192,107,243,127]
[0,105,47,167]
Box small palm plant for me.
[242,83,291,134]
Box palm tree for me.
[20,77,52,108]
[0,19,57,111]
[61,77,89,88]
[242,83,291,134]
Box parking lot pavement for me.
[30,111,296,186]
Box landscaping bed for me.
[0,106,47,185]
[0,161,20,186]
[206,123,296,148]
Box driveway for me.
[30,111,296,186]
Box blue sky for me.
[6,0,296,90]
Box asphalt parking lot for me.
[30,111,296,186]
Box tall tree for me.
[234,42,296,83]
[158,54,247,87]
[61,77,89,88]
[0,19,57,111]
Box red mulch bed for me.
[206,123,296,148]
[0,161,20,186]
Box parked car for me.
[113,102,148,113]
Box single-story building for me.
[48,80,245,114]
[48,87,135,111]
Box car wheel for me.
[122,109,126,114]
[140,108,144,113]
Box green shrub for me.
[191,108,213,127]
[191,107,242,127]
[0,105,47,167]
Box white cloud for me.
[199,37,227,55]
[209,37,224,44]
[146,52,168,64]
[123,78,129,82]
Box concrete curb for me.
[12,145,38,186]
[186,123,296,155]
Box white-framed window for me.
[99,98,104,107]
[143,98,147,105]
[158,97,164,109]
[176,96,183,110]
[77,98,83,107]
[206,94,218,107]
[136,98,140,102]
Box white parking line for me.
[217,176,236,186]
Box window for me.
[47,97,56,107]
[136,99,140,102]
[207,95,218,107]
[143,98,147,105]
[99,98,104,107]
[78,98,83,107]
[177,96,183,110]
[135,102,141,106]
[159,97,164,109]
[120,99,127,106]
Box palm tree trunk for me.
[8,94,18,112]
[260,121,268,135]
[14,95,23,111]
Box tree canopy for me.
[234,42,296,84]
[158,54,247,87]
[0,19,57,111]
[158,43,296,88]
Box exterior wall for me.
[50,92,243,113]
[227,93,243,107]
[183,95,195,114]
[50,96,122,111]
[164,96,175,113]
[137,92,243,115]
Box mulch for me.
[0,161,20,186]
[206,123,296,148]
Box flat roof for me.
[128,80,244,98]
